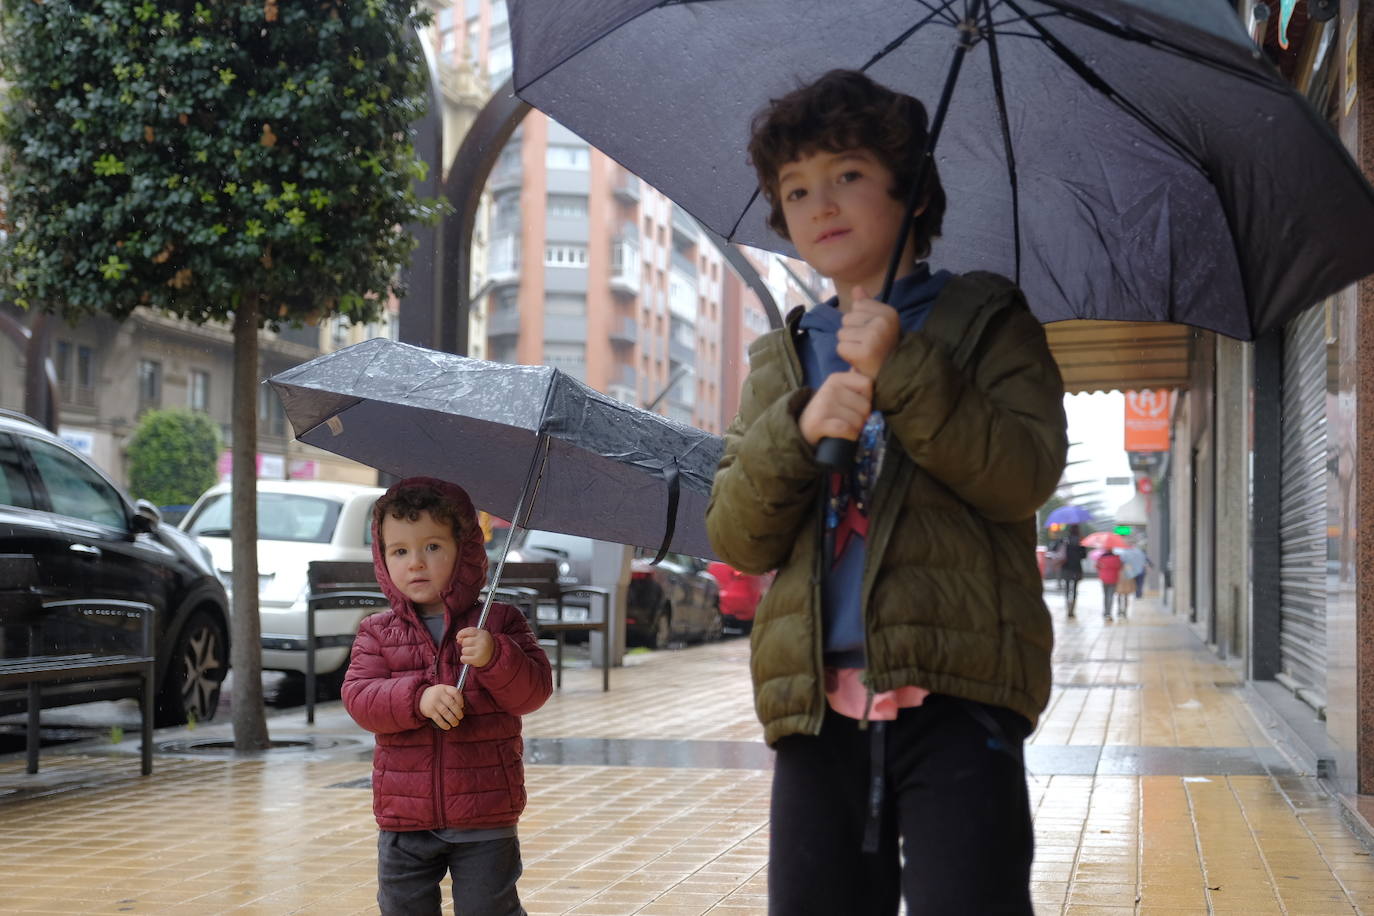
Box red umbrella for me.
[1081,531,1130,550]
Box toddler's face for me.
[381,510,459,616]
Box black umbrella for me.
[269,339,724,683]
[270,338,722,561]
[509,0,1374,342]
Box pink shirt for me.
[825,666,929,720]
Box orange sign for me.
[1124,390,1171,452]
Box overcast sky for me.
[1063,391,1137,519]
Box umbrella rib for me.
[982,3,1020,286]
[1001,0,1205,175]
[857,3,960,73]
[513,3,668,93]
[1034,0,1289,91]
[905,0,960,27]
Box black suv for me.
[0,409,230,725]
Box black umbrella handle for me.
[814,4,982,472]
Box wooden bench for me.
[491,562,610,692]
[0,554,155,775]
[304,560,389,725]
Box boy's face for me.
[777,147,917,295]
[381,510,459,616]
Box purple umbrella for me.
[1045,505,1093,527]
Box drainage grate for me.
[157,735,359,755]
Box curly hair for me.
[747,69,946,258]
[373,483,471,549]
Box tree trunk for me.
[231,293,270,750]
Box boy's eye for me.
[783,186,806,203]
[837,169,862,184]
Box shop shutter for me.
[1277,303,1328,712]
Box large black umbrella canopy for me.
[509,0,1374,340]
[268,338,724,561]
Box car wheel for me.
[652,603,672,650]
[157,609,228,726]
[704,606,724,643]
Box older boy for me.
[343,477,552,916]
[707,70,1067,914]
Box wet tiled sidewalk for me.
[3,596,1373,914]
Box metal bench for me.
[0,555,155,775]
[492,562,610,692]
[304,560,389,725]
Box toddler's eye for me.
[426,543,442,552]
[838,170,862,184]
[783,187,806,202]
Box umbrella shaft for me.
[879,0,984,303]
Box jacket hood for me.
[371,476,489,626]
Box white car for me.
[181,480,385,678]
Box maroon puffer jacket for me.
[342,477,553,831]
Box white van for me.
[181,480,385,678]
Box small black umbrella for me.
[269,339,724,684]
[270,338,722,561]
[508,0,1374,342]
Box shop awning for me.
[1045,321,1195,395]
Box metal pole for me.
[455,433,551,691]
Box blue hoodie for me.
[797,264,952,667]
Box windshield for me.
[185,492,343,544]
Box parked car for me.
[628,551,722,649]
[181,479,384,682]
[490,527,723,649]
[0,409,230,725]
[706,562,772,634]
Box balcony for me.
[671,204,699,246]
[488,309,521,338]
[610,238,641,295]
[613,171,641,203]
[614,364,637,388]
[610,317,637,347]
[669,338,696,366]
[607,383,636,405]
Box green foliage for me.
[0,0,442,327]
[126,408,220,507]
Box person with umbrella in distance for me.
[1095,547,1125,622]
[342,478,552,916]
[706,71,1067,915]
[1051,522,1087,618]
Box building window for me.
[547,194,588,218]
[258,386,286,436]
[190,370,210,412]
[545,144,589,171]
[543,342,586,381]
[137,359,161,409]
[545,295,586,317]
[544,245,588,267]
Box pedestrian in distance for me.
[1096,547,1124,621]
[1135,549,1153,599]
[342,477,552,916]
[707,69,1068,916]
[1055,523,1086,618]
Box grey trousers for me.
[377,830,524,916]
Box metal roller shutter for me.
[1277,304,1328,713]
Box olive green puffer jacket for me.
[707,272,1067,746]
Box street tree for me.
[127,408,220,507]
[0,0,442,748]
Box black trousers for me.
[377,830,524,916]
[769,695,1035,915]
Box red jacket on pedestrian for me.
[1096,551,1124,586]
[342,480,553,832]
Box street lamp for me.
[645,363,694,412]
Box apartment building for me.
[450,0,823,435]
